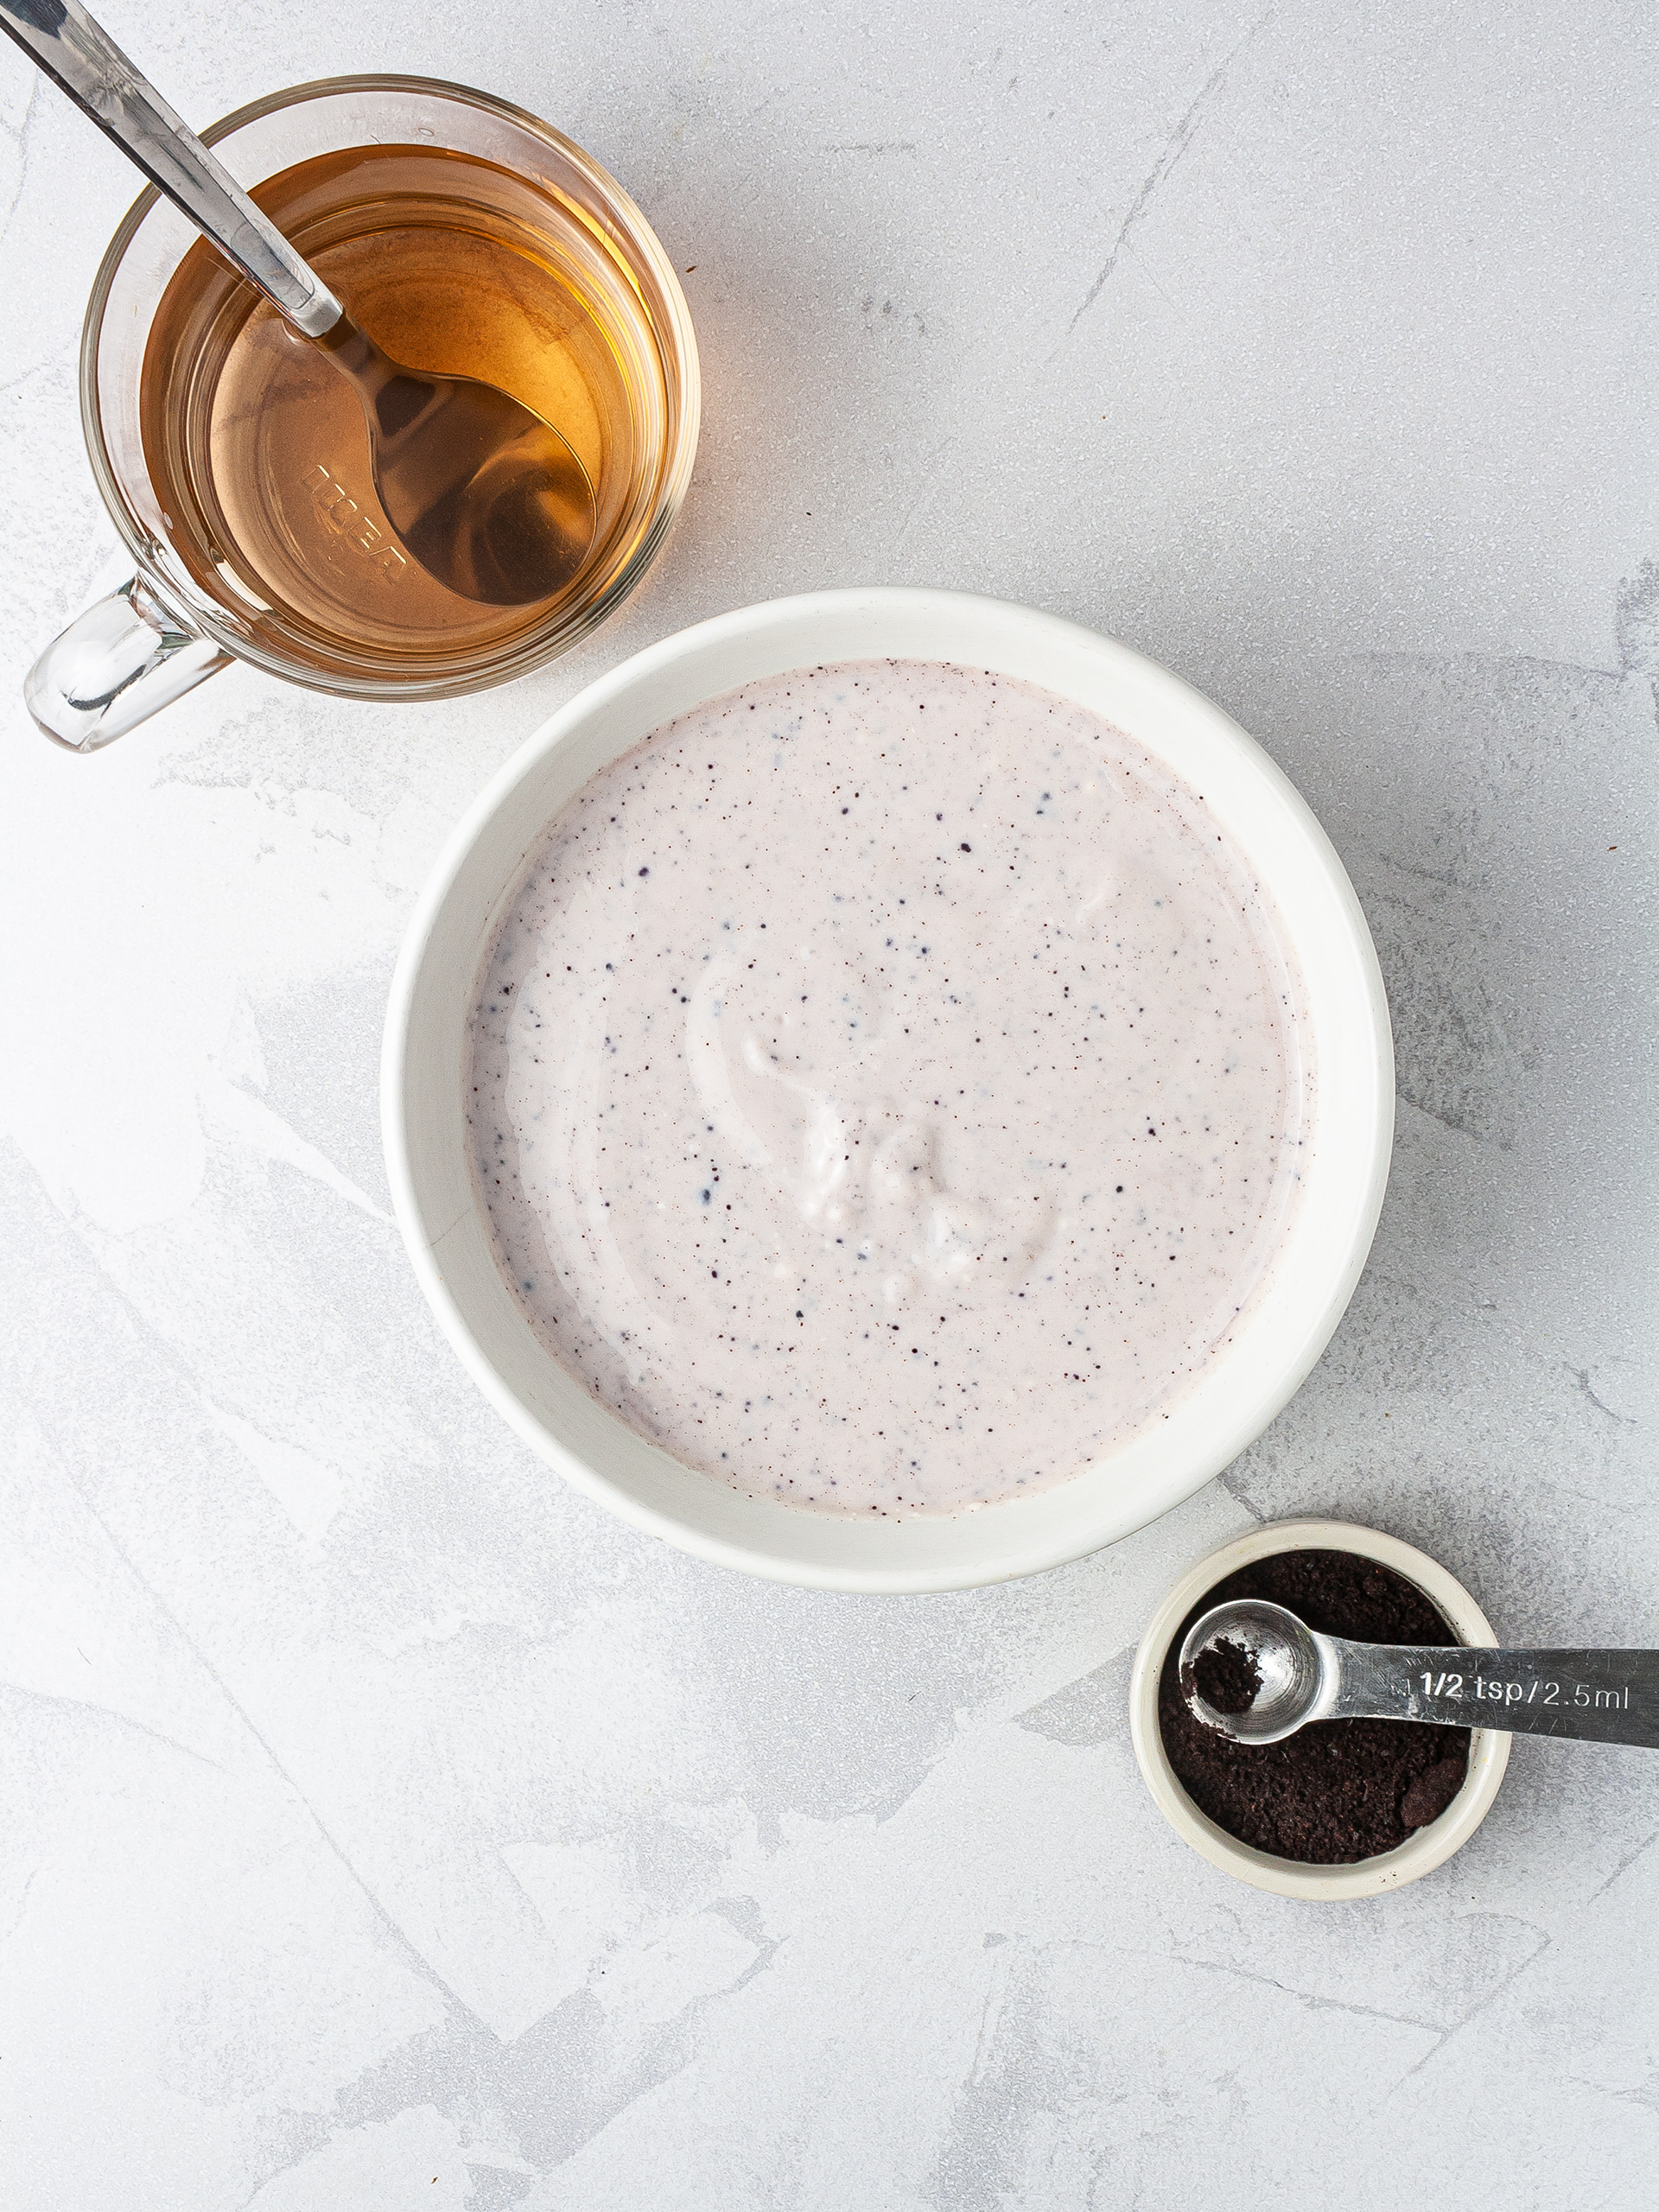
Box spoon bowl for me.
[1179,1599,1329,1744]
[320,321,596,606]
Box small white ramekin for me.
[1130,1517,1511,1897]
[383,589,1394,1592]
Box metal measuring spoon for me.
[1180,1599,1659,1749]
[0,0,596,607]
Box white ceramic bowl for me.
[1129,1518,1511,1897]
[382,588,1394,1592]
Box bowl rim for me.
[382,587,1395,1590]
[1128,1516,1512,1897]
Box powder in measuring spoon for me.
[1187,1636,1263,1716]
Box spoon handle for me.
[1320,1639,1659,1748]
[0,0,340,334]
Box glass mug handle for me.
[25,573,232,752]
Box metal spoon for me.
[0,0,596,606]
[1179,1598,1659,1750]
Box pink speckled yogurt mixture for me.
[467,659,1313,1516]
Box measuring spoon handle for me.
[0,0,340,334]
[1319,1640,1659,1747]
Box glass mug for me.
[29,74,700,752]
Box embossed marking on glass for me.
[1180,1598,1659,1750]
[0,0,596,605]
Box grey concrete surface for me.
[0,3,1654,2205]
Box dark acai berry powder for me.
[1158,1548,1472,1864]
[1189,1636,1262,1715]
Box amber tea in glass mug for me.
[29,76,698,750]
